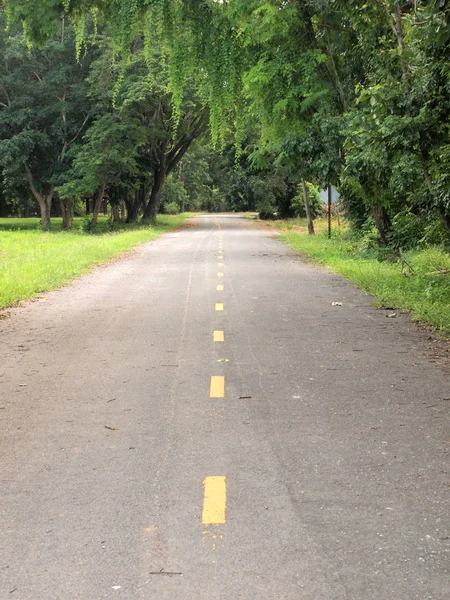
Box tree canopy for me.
[1,0,450,247]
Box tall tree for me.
[80,37,207,223]
[6,0,450,244]
[0,18,92,227]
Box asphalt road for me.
[1,214,449,599]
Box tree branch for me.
[24,163,42,202]
[64,113,90,152]
[0,83,12,107]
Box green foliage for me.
[4,0,240,145]
[163,201,179,215]
[57,112,146,199]
[159,176,187,214]
[161,142,217,212]
[3,0,450,252]
[0,16,93,225]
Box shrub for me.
[387,212,427,251]
[164,201,180,215]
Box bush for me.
[387,212,426,251]
[79,216,96,232]
[164,201,180,215]
[421,218,449,247]
[259,208,279,220]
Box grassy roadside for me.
[0,214,191,310]
[269,218,450,336]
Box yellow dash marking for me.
[216,285,224,291]
[202,477,227,525]
[218,263,224,267]
[210,376,225,398]
[215,303,224,311]
[214,330,224,342]
[217,272,224,278]
[218,255,223,259]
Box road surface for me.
[1,214,449,599]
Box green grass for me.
[0,214,190,310]
[271,218,450,336]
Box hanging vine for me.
[3,0,245,147]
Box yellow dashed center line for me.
[202,477,227,525]
[214,330,224,342]
[218,262,224,267]
[215,303,224,311]
[210,376,225,398]
[217,272,224,278]
[217,284,224,291]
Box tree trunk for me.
[372,203,390,246]
[142,169,165,223]
[111,203,120,222]
[125,188,143,223]
[37,190,53,228]
[91,185,105,227]
[124,197,136,223]
[25,164,54,228]
[392,5,405,49]
[60,197,73,229]
[394,5,409,78]
[301,179,315,235]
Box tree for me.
[6,0,450,246]
[60,35,208,225]
[120,48,208,223]
[0,18,92,227]
[58,112,146,226]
